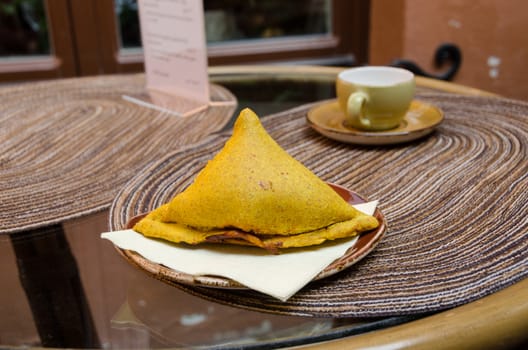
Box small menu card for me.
[125,0,210,117]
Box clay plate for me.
[115,183,387,289]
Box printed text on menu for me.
[139,0,209,103]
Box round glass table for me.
[0,65,526,349]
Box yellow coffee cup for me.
[336,66,415,131]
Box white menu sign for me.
[128,0,210,116]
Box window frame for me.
[0,0,370,82]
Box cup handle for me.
[346,92,369,128]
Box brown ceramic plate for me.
[307,100,443,145]
[116,183,386,289]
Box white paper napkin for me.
[101,201,377,301]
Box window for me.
[0,0,369,82]
[0,0,76,81]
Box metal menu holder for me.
[124,0,214,117]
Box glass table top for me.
[1,66,526,349]
[0,68,389,349]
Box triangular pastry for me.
[134,108,378,252]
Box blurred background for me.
[0,0,526,100]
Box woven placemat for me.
[109,92,528,317]
[0,74,236,234]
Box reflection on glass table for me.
[2,211,417,349]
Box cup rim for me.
[338,66,414,87]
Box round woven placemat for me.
[109,92,528,317]
[0,74,236,234]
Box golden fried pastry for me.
[134,108,378,252]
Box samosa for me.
[134,108,378,252]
